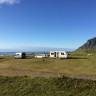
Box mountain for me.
[78,37,96,50]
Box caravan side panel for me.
[59,51,67,58]
[50,51,55,58]
[50,51,67,58]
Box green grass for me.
[0,76,96,96]
[71,49,96,56]
[0,55,96,96]
[0,55,96,77]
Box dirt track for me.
[0,69,96,80]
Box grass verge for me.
[0,76,96,96]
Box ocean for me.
[0,51,49,56]
[0,51,71,56]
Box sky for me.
[0,0,96,51]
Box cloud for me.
[0,0,20,5]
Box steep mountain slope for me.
[78,37,96,50]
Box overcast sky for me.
[0,0,96,50]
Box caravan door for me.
[54,52,56,57]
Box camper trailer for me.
[14,52,26,59]
[50,51,67,58]
[35,54,46,58]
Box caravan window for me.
[61,53,64,55]
[51,53,54,55]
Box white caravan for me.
[50,51,67,58]
[35,54,46,58]
[14,52,26,59]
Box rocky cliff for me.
[78,37,96,50]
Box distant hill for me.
[71,37,96,55]
[78,37,96,50]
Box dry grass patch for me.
[0,55,96,78]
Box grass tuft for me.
[0,76,96,96]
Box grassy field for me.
[71,49,96,56]
[0,55,96,96]
[0,76,96,96]
[0,55,96,79]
